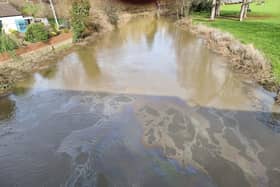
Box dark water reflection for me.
[0,97,16,122]
[0,17,280,187]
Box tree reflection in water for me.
[0,97,16,122]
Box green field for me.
[192,0,280,81]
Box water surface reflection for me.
[0,97,16,122]
[12,17,273,111]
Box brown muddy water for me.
[1,17,280,187]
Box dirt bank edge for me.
[0,33,73,96]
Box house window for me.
[0,20,2,32]
[15,19,27,33]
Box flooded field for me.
[0,18,280,187]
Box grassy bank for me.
[192,0,280,81]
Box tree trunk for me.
[210,0,217,20]
[244,3,249,18]
[215,0,221,17]
[240,0,247,21]
[175,0,188,18]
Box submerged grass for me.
[192,0,280,81]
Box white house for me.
[0,3,26,33]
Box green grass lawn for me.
[192,0,280,81]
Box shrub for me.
[191,0,212,12]
[61,28,70,33]
[25,23,49,43]
[70,0,91,42]
[0,33,19,53]
[104,6,119,26]
[88,22,102,33]
[48,24,60,37]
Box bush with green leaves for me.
[25,23,49,43]
[104,5,119,26]
[0,33,18,53]
[70,0,91,42]
[191,0,212,12]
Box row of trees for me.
[156,0,212,18]
[211,0,252,21]
[157,0,252,21]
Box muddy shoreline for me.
[175,18,280,104]
[0,40,73,96]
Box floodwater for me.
[0,17,280,187]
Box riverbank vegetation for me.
[25,23,49,43]
[192,0,280,81]
[0,23,58,54]
[70,0,91,42]
[104,4,119,26]
[0,33,18,53]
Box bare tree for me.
[210,0,217,20]
[215,0,221,16]
[240,0,249,21]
